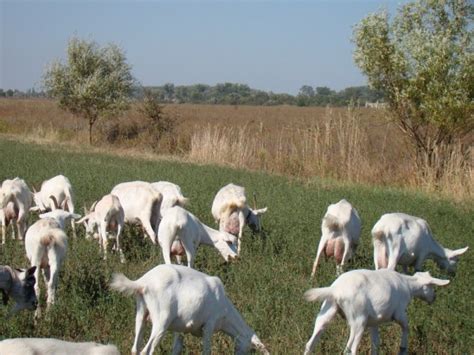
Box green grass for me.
[0,137,472,354]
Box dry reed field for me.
[0,98,472,201]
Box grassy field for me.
[0,137,472,354]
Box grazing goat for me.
[158,206,238,267]
[110,264,269,355]
[151,181,189,264]
[311,199,361,278]
[0,265,37,315]
[211,183,267,255]
[25,210,80,315]
[372,213,468,273]
[111,181,162,245]
[0,177,33,243]
[31,174,77,238]
[77,194,125,262]
[304,269,449,355]
[0,338,119,355]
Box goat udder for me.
[224,213,240,236]
[171,241,185,256]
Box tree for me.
[353,0,473,176]
[299,85,315,97]
[139,88,176,147]
[43,37,134,144]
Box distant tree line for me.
[0,88,46,98]
[134,83,385,107]
[2,83,384,107]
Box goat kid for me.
[77,194,125,263]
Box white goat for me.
[111,181,162,245]
[151,181,189,264]
[0,265,37,315]
[151,181,188,212]
[372,212,468,273]
[158,206,238,267]
[0,177,33,243]
[31,174,77,238]
[211,183,267,255]
[110,264,269,355]
[77,194,125,262]
[24,210,80,315]
[0,202,18,242]
[304,269,450,355]
[311,199,361,278]
[0,338,120,355]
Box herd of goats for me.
[0,174,469,354]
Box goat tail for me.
[40,229,67,249]
[110,273,144,296]
[372,229,385,241]
[304,287,334,303]
[323,214,341,232]
[177,196,189,207]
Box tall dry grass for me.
[190,107,392,184]
[0,98,472,201]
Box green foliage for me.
[138,88,176,150]
[0,138,472,353]
[353,0,473,171]
[43,37,134,144]
[140,83,383,107]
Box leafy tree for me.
[353,0,473,174]
[315,86,334,96]
[43,37,134,144]
[139,88,175,147]
[162,83,175,102]
[299,85,315,97]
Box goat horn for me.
[90,200,98,212]
[49,195,59,210]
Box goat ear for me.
[90,200,98,212]
[70,213,81,220]
[427,278,450,287]
[30,206,40,212]
[75,215,88,224]
[415,272,450,287]
[450,246,469,258]
[26,266,37,277]
[254,207,268,216]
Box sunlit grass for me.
[0,138,472,354]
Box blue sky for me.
[1,0,405,94]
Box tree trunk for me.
[88,115,97,145]
[89,120,93,145]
